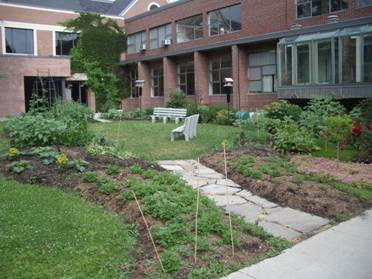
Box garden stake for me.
[222,143,235,258]
[132,191,166,275]
[116,112,123,144]
[194,188,200,263]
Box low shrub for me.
[97,176,117,194]
[264,100,302,121]
[166,89,187,108]
[106,164,120,176]
[159,250,181,275]
[215,109,235,125]
[7,160,32,174]
[82,172,99,183]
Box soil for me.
[201,144,372,219]
[0,146,270,279]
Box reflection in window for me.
[208,5,241,36]
[364,35,372,82]
[316,40,332,84]
[178,62,195,95]
[341,35,361,83]
[127,31,147,54]
[358,0,372,7]
[5,27,34,55]
[296,0,348,18]
[297,44,311,84]
[209,55,232,95]
[151,66,164,97]
[150,24,172,49]
[55,32,79,56]
[280,45,293,86]
[176,15,203,43]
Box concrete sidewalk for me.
[224,209,372,279]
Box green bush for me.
[106,164,120,176]
[159,250,181,274]
[273,121,318,154]
[299,98,346,136]
[166,89,187,108]
[264,101,302,121]
[215,109,235,125]
[7,160,32,174]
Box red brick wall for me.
[124,0,169,19]
[37,30,53,56]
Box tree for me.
[62,13,129,111]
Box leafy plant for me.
[130,164,144,175]
[7,160,32,174]
[264,101,302,121]
[70,160,89,173]
[324,115,353,160]
[215,109,235,125]
[106,164,120,176]
[166,89,187,108]
[31,147,59,165]
[56,154,69,170]
[82,171,99,183]
[97,176,117,194]
[159,250,181,274]
[7,147,19,161]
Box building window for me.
[151,66,164,97]
[208,4,241,36]
[129,69,139,98]
[209,55,232,95]
[364,34,372,82]
[127,31,147,54]
[278,27,371,86]
[177,62,195,95]
[150,24,172,49]
[55,32,79,56]
[148,3,160,11]
[248,51,277,93]
[5,27,34,55]
[315,40,333,84]
[176,14,203,43]
[358,0,372,7]
[296,0,348,19]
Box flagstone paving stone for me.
[158,160,329,241]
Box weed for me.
[82,172,99,183]
[231,164,262,180]
[152,221,192,248]
[330,214,349,225]
[130,164,144,175]
[239,155,256,165]
[106,164,120,176]
[97,176,117,194]
[266,237,292,257]
[291,175,305,186]
[259,163,283,177]
[159,250,181,275]
[142,169,158,179]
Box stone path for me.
[223,209,372,279]
[158,160,329,241]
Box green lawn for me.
[0,176,136,279]
[90,120,239,161]
[312,139,356,162]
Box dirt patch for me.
[0,146,272,279]
[201,144,372,219]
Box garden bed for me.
[0,147,289,279]
[201,143,372,220]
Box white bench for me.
[171,114,199,142]
[151,107,187,124]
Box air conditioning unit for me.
[140,44,147,51]
[161,39,172,47]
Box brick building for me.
[121,0,372,112]
[0,0,169,117]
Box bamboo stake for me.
[132,191,166,275]
[194,188,200,263]
[222,143,235,258]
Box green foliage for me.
[63,13,128,111]
[152,221,192,248]
[187,104,237,124]
[106,164,120,176]
[231,164,263,179]
[272,120,319,154]
[82,171,99,183]
[215,109,235,125]
[166,89,187,108]
[7,147,19,161]
[7,160,31,174]
[264,100,302,121]
[56,154,69,170]
[159,250,181,274]
[0,177,136,278]
[97,176,117,194]
[130,164,144,175]
[300,98,346,136]
[31,147,59,165]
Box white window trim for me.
[147,2,160,11]
[1,26,37,56]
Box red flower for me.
[352,123,363,136]
[368,123,372,131]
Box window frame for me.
[177,61,195,96]
[150,24,172,49]
[3,26,36,56]
[296,0,349,20]
[209,55,232,96]
[129,68,139,98]
[151,66,164,97]
[208,4,242,37]
[176,14,203,43]
[54,31,79,56]
[358,0,372,7]
[127,31,147,54]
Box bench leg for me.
[171,133,175,142]
[175,118,180,124]
[185,134,189,142]
[163,117,167,124]
[151,116,156,123]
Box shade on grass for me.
[312,139,355,162]
[90,121,239,161]
[0,177,136,279]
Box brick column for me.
[232,45,248,110]
[138,61,151,108]
[163,56,177,105]
[194,51,209,105]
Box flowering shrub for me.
[7,148,19,160]
[56,154,69,170]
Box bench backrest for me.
[153,107,187,117]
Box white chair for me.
[171,114,199,142]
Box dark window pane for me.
[281,45,293,85]
[208,5,241,36]
[317,40,332,83]
[341,36,359,83]
[5,27,34,54]
[297,44,310,84]
[213,83,221,95]
[177,15,203,43]
[297,1,311,18]
[364,35,372,82]
[56,32,79,56]
[331,0,348,11]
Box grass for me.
[89,120,239,161]
[0,122,8,155]
[0,176,136,279]
[312,139,356,162]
